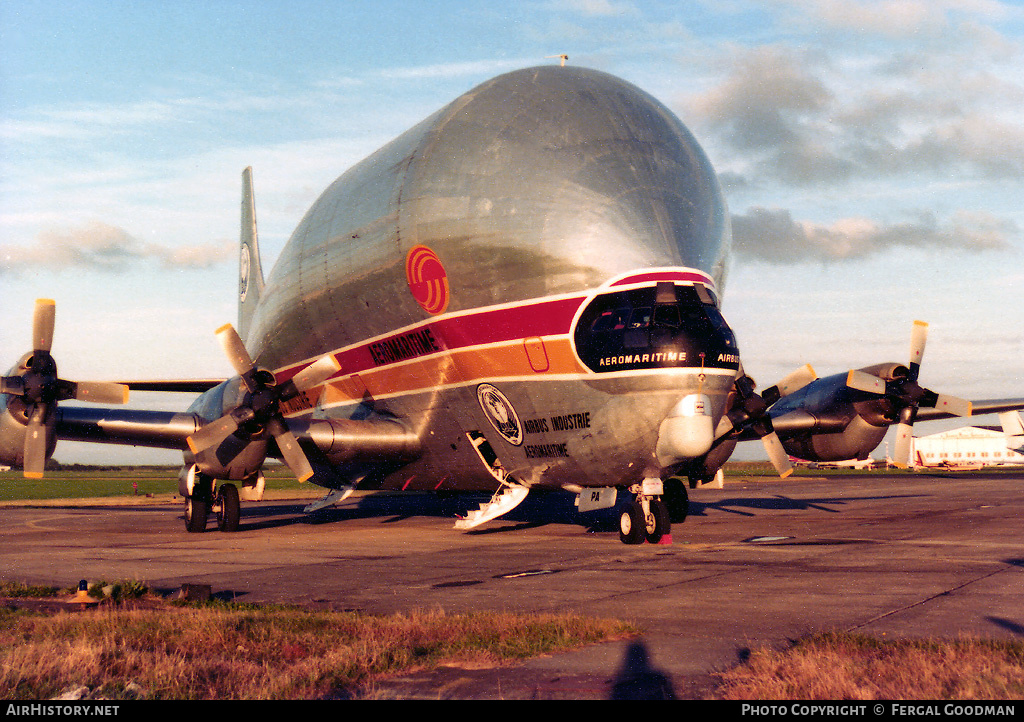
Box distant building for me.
[913,426,1024,468]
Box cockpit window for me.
[574,283,738,372]
[591,309,629,333]
[628,308,651,328]
[652,305,680,328]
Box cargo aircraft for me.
[3,66,1023,543]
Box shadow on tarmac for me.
[220,486,924,535]
[688,492,923,518]
[609,639,677,700]
[234,490,588,533]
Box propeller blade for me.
[267,418,314,482]
[893,421,914,469]
[892,403,918,468]
[762,364,817,405]
[72,381,130,405]
[23,404,50,479]
[762,431,794,478]
[287,353,341,395]
[32,299,56,353]
[846,369,886,394]
[930,394,972,417]
[187,413,244,455]
[216,323,255,378]
[908,320,927,380]
[775,364,817,397]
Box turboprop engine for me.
[767,321,971,467]
[0,299,129,476]
[183,323,342,483]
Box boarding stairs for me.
[454,483,530,530]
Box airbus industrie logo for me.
[477,384,523,446]
[406,245,449,315]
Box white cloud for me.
[0,221,232,274]
[731,207,1015,262]
[557,0,639,17]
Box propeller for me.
[845,320,972,467]
[186,323,340,482]
[1,299,129,478]
[709,364,817,478]
[715,375,783,478]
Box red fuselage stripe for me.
[281,295,585,381]
[277,272,718,381]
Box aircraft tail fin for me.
[238,167,266,341]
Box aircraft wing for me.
[765,398,1024,437]
[118,379,226,393]
[57,406,202,449]
[915,398,1024,422]
[1,299,420,482]
[55,405,421,460]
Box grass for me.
[0,594,637,700]
[5,463,1020,502]
[8,595,1022,700]
[710,632,1024,700]
[0,466,306,502]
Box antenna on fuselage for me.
[546,54,569,66]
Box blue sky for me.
[2,0,1022,464]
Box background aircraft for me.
[3,66,1022,544]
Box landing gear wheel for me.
[216,483,240,532]
[619,499,647,545]
[664,478,689,523]
[185,496,209,533]
[645,498,671,544]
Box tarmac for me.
[3,469,1024,699]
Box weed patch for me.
[1,600,636,699]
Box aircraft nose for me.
[656,393,714,466]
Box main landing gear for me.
[619,479,672,545]
[184,473,240,533]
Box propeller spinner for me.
[186,324,340,482]
[845,320,972,467]
[0,299,129,478]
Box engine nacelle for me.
[767,364,905,463]
[0,398,40,468]
[780,414,887,463]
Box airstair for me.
[454,483,530,530]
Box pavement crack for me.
[845,565,1014,633]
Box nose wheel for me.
[184,476,240,533]
[215,483,240,532]
[619,482,671,544]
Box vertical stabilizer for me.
[238,167,265,341]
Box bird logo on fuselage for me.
[406,245,449,315]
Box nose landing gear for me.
[184,473,240,533]
[619,479,672,544]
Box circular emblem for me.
[477,384,523,446]
[406,245,449,315]
[239,245,250,302]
